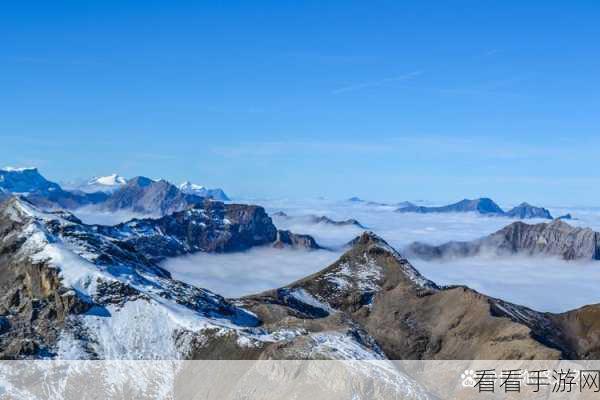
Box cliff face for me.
[406,220,600,261]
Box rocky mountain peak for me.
[408,219,600,261]
[352,230,387,245]
[179,181,230,201]
[505,202,553,219]
[92,173,127,186]
[126,176,156,188]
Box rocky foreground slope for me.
[2,197,600,362]
[406,219,600,261]
[0,197,319,358]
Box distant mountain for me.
[557,213,573,220]
[406,220,600,261]
[0,167,107,209]
[273,230,321,249]
[397,197,554,219]
[179,181,230,201]
[100,176,205,215]
[0,167,62,194]
[273,212,366,229]
[0,168,236,217]
[505,202,553,219]
[397,198,504,215]
[347,196,364,203]
[308,215,366,228]
[77,173,128,193]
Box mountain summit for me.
[78,174,128,193]
[504,202,553,219]
[179,181,230,201]
[245,231,600,360]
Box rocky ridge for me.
[0,197,320,359]
[406,219,600,261]
[397,197,554,219]
[272,212,366,229]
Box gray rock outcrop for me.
[406,220,600,261]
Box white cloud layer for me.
[161,247,342,298]
[412,256,600,313]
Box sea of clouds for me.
[73,198,600,312]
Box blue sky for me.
[1,1,598,206]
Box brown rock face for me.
[0,217,90,358]
[246,232,600,360]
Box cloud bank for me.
[161,247,342,298]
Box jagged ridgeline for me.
[396,198,554,219]
[2,196,600,361]
[406,220,600,261]
[0,167,229,215]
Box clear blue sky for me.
[1,1,598,206]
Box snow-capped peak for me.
[179,181,230,201]
[179,181,205,191]
[76,174,128,193]
[89,173,128,186]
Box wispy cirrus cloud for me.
[331,70,423,94]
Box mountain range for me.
[272,212,366,229]
[0,167,230,216]
[406,219,600,261]
[397,198,554,219]
[2,196,600,362]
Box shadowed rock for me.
[273,230,321,249]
